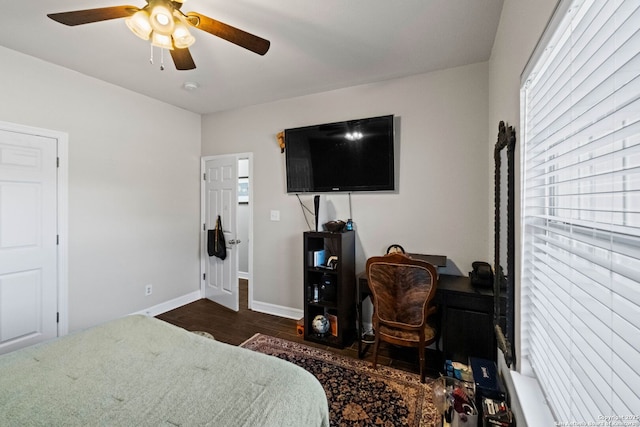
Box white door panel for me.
[0,129,58,355]
[1,184,40,248]
[202,156,238,311]
[0,270,41,341]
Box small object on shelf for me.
[310,250,326,267]
[323,220,346,233]
[319,273,336,302]
[326,313,338,337]
[312,315,330,335]
[345,219,353,231]
[326,256,338,270]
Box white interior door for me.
[0,128,58,355]
[202,156,239,311]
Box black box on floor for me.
[469,358,505,401]
[470,357,505,425]
[481,397,513,427]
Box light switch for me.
[270,210,280,221]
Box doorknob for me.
[228,239,241,245]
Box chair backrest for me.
[366,253,438,329]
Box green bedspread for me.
[0,315,329,426]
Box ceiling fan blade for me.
[185,12,270,56]
[48,6,138,26]
[170,47,196,70]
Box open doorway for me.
[237,157,251,310]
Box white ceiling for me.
[0,0,504,115]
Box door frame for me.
[0,120,69,336]
[200,153,253,310]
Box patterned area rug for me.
[240,334,438,427]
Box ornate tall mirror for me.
[494,121,515,367]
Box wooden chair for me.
[366,253,439,383]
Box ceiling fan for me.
[47,0,270,71]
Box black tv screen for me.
[285,115,395,193]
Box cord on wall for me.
[296,194,314,231]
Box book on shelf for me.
[326,313,338,337]
[308,250,326,267]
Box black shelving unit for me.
[303,230,355,348]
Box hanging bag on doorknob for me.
[208,215,227,260]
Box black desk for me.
[357,273,505,363]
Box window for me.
[520,0,640,421]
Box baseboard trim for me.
[131,290,201,317]
[250,300,303,320]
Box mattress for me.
[0,315,329,426]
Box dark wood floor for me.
[156,280,440,378]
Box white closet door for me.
[202,155,239,311]
[0,128,58,355]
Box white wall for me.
[0,46,202,331]
[202,62,491,311]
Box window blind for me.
[521,0,640,422]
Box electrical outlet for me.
[145,284,152,296]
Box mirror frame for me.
[494,121,515,367]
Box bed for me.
[0,315,329,426]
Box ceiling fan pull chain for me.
[149,44,154,65]
[160,48,165,71]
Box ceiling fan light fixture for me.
[47,1,271,71]
[125,10,152,40]
[172,19,195,49]
[149,1,174,35]
[151,32,174,50]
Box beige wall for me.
[488,0,559,360]
[202,62,491,311]
[487,1,559,424]
[0,46,202,331]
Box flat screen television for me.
[285,115,395,193]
